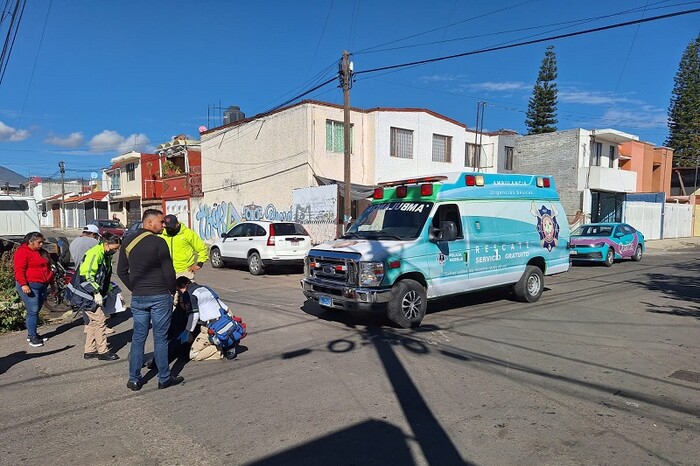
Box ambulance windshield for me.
[343,202,433,240]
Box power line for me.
[355,1,687,55]
[0,0,26,86]
[354,0,541,54]
[354,8,700,77]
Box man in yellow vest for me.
[160,214,209,278]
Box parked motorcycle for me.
[43,261,76,314]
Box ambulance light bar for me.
[378,175,448,187]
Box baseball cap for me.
[83,224,100,235]
[163,215,180,228]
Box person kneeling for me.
[177,277,247,361]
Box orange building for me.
[619,141,673,196]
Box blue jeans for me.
[15,282,48,338]
[128,294,173,384]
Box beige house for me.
[196,100,516,242]
[104,151,144,226]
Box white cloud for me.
[45,132,84,148]
[596,108,667,130]
[558,89,642,106]
[0,121,29,142]
[419,74,466,83]
[465,81,529,92]
[89,130,150,154]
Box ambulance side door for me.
[425,203,469,297]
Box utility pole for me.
[59,161,65,228]
[473,101,486,170]
[339,50,354,233]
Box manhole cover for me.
[669,370,700,384]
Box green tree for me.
[666,33,700,167]
[525,45,558,135]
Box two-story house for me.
[514,128,639,224]
[105,151,144,226]
[197,99,515,241]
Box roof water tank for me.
[224,106,245,125]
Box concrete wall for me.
[514,129,581,221]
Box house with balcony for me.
[140,135,203,227]
[513,128,639,224]
[619,141,673,195]
[105,151,145,226]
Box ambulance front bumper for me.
[301,278,391,311]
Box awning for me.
[314,175,376,200]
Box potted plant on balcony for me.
[162,159,182,177]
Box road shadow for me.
[41,319,83,340]
[246,419,415,466]
[276,316,472,465]
[0,345,74,375]
[637,259,700,319]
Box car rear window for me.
[273,223,309,236]
[99,220,125,228]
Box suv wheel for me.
[210,248,224,268]
[248,252,265,275]
[387,279,427,328]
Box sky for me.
[0,0,698,181]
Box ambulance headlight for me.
[359,262,385,287]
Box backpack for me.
[207,310,247,350]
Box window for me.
[504,146,514,171]
[465,143,482,168]
[390,127,413,159]
[609,145,616,168]
[274,223,310,236]
[432,204,463,239]
[126,163,136,181]
[593,142,602,166]
[432,134,452,162]
[110,173,120,190]
[325,120,353,153]
[0,199,28,211]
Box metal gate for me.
[663,203,692,238]
[624,202,662,239]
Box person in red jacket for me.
[14,231,54,347]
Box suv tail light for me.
[267,224,276,246]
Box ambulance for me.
[301,172,570,328]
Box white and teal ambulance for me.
[301,172,570,327]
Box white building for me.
[196,100,516,242]
[514,128,638,224]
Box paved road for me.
[1,248,698,465]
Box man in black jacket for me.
[117,209,183,391]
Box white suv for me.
[210,221,312,275]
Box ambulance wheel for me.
[604,248,615,267]
[387,279,427,328]
[210,248,224,268]
[248,252,265,275]
[513,265,543,303]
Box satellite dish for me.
[198,125,207,133]
[90,172,98,180]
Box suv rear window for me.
[273,223,309,236]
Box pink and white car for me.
[569,223,644,267]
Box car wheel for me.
[248,252,265,275]
[387,279,427,328]
[513,265,544,303]
[210,248,224,268]
[604,248,614,267]
[632,244,643,262]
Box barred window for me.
[325,120,353,153]
[390,127,413,159]
[465,143,482,168]
[504,146,514,171]
[432,134,452,162]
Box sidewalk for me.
[643,235,700,254]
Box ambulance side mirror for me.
[430,221,458,242]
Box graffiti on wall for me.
[195,202,242,241]
[242,203,295,222]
